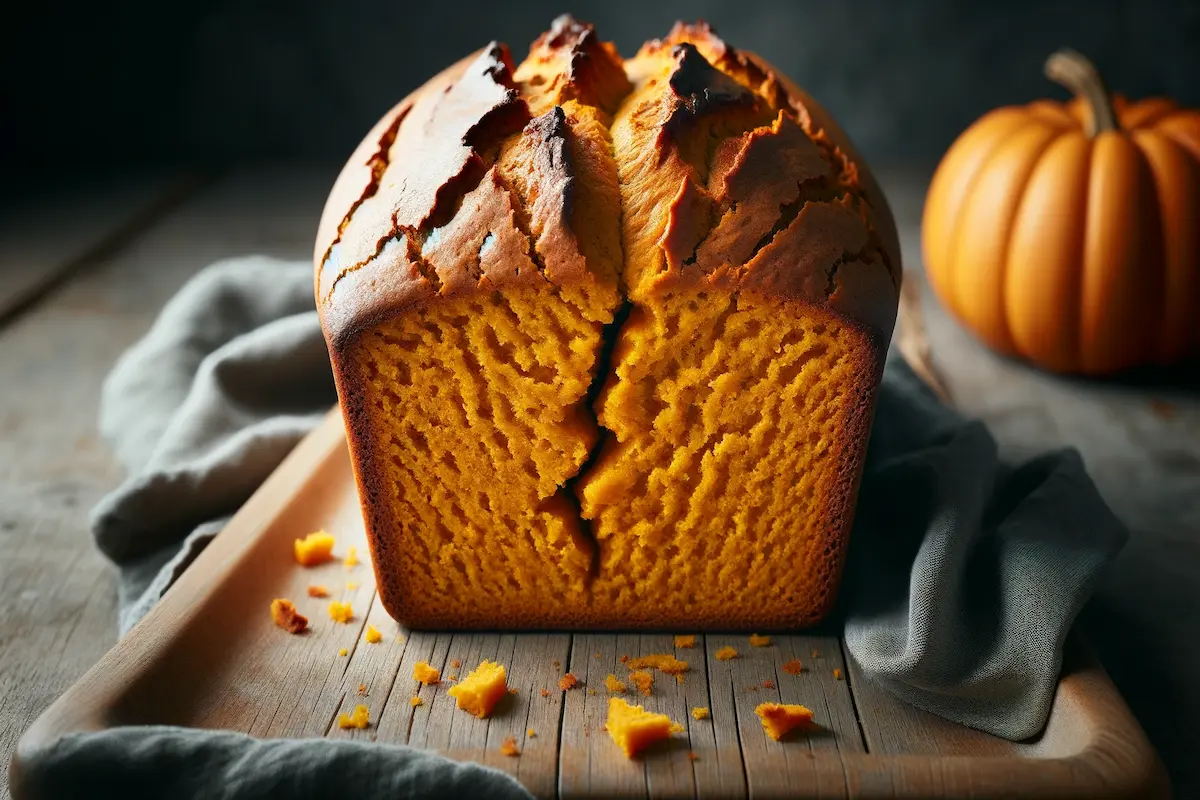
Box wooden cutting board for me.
[13,409,1166,799]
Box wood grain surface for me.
[1,168,1195,798]
[10,410,1166,799]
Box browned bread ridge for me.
[315,16,901,630]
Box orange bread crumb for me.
[328,601,353,623]
[509,687,518,695]
[338,648,348,657]
[715,646,739,661]
[756,703,816,741]
[357,684,369,696]
[540,688,551,698]
[749,634,771,647]
[833,668,843,680]
[619,655,630,664]
[364,625,382,643]
[558,673,579,691]
[527,728,536,738]
[675,675,685,685]
[626,654,688,675]
[673,635,696,649]
[344,546,360,568]
[500,736,521,757]
[669,722,684,734]
[269,599,308,634]
[691,707,709,720]
[448,675,458,682]
[812,649,820,658]
[413,661,441,684]
[782,659,804,675]
[448,660,508,718]
[606,698,673,758]
[294,530,335,566]
[410,696,423,707]
[337,704,370,729]
[451,659,462,669]
[762,679,775,689]
[629,670,654,696]
[688,751,699,761]
[604,674,626,693]
[307,585,329,598]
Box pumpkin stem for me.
[1044,49,1118,136]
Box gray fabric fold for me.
[49,256,1127,795]
[15,726,531,800]
[842,362,1126,738]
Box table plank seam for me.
[367,626,412,741]
[837,640,869,753]
[0,173,206,333]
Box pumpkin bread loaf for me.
[315,17,900,630]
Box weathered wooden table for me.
[1,168,1197,798]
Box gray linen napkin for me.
[68,256,1124,794]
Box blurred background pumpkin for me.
[922,49,1200,376]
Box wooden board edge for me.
[8,408,345,798]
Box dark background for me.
[3,0,1198,181]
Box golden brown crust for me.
[612,21,899,339]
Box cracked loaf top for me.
[314,16,901,350]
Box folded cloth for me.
[70,256,1125,793]
[14,727,530,800]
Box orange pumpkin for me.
[923,49,1200,374]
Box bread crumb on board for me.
[306,585,329,598]
[448,660,508,718]
[606,698,674,758]
[526,728,536,738]
[782,659,804,675]
[756,703,817,741]
[558,673,579,691]
[410,696,423,707]
[628,670,654,696]
[294,530,336,566]
[338,648,348,657]
[749,634,771,647]
[626,654,688,675]
[673,634,696,649]
[715,646,739,661]
[328,601,353,623]
[413,661,441,685]
[691,707,710,720]
[364,625,382,643]
[343,546,360,568]
[604,674,626,694]
[833,668,843,681]
[500,736,521,757]
[337,704,370,729]
[269,599,308,634]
